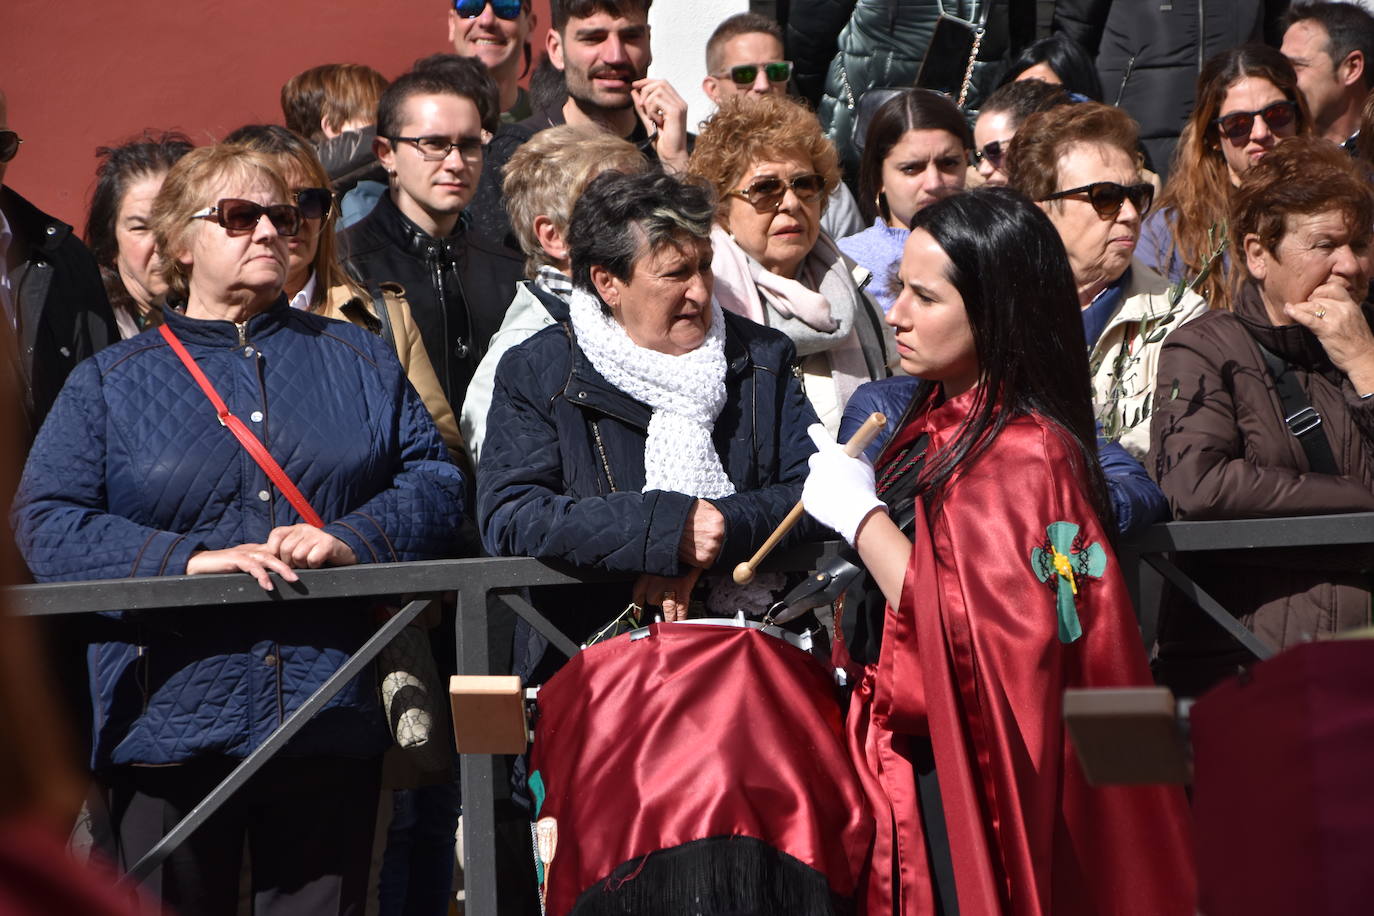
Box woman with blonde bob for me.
[690,93,892,435]
[1139,45,1310,310]
[14,143,463,916]
[225,125,464,462]
[461,124,647,460]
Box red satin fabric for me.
[854,391,1197,915]
[531,623,873,916]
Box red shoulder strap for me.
[159,323,325,528]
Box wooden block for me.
[449,675,528,755]
[1063,687,1189,785]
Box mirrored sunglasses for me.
[189,199,303,236]
[295,187,334,221]
[725,61,793,86]
[0,130,22,164]
[451,0,524,20]
[1214,100,1298,141]
[1040,181,1154,220]
[728,173,827,211]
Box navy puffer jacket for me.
[14,300,465,768]
[478,309,820,643]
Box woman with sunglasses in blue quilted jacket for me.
[13,143,464,916]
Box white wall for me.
[649,0,751,132]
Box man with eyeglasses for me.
[0,89,117,443]
[341,62,522,418]
[448,0,538,123]
[700,12,864,242]
[466,0,692,248]
[1281,1,1374,152]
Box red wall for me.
[1,0,552,229]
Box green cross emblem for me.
[1030,521,1107,644]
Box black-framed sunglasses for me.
[0,130,22,163]
[728,173,827,211]
[451,0,524,19]
[295,187,334,221]
[1040,181,1154,220]
[387,133,489,162]
[189,199,303,236]
[721,61,793,86]
[1213,100,1298,141]
[972,138,1009,168]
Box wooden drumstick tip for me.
[732,562,756,585]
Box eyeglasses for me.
[189,199,303,236]
[1214,100,1298,141]
[728,173,827,211]
[451,0,524,20]
[1040,181,1154,220]
[295,187,334,221]
[972,138,1010,168]
[0,130,22,163]
[720,61,793,86]
[388,133,490,162]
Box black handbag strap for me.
[367,279,397,352]
[1256,342,1340,475]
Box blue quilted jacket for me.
[13,300,465,767]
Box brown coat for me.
[315,281,469,471]
[1149,283,1374,695]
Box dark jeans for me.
[377,780,461,916]
[104,754,380,916]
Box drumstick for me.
[732,412,887,585]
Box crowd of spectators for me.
[5,0,1374,914]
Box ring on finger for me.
[1316,306,1327,319]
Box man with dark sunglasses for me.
[700,12,863,241]
[1281,2,1374,153]
[449,0,537,123]
[0,89,117,443]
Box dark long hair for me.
[857,89,971,224]
[906,187,1114,529]
[85,131,194,322]
[1002,35,1104,102]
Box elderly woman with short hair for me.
[479,168,817,628]
[1151,136,1374,696]
[1008,101,1207,458]
[14,143,463,915]
[689,93,892,435]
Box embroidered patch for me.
[1030,521,1107,644]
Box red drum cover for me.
[1192,640,1374,916]
[530,622,873,915]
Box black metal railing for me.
[6,513,1373,913]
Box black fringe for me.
[566,834,856,916]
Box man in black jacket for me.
[0,91,117,444]
[341,62,523,414]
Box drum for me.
[528,618,872,916]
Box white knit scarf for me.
[568,287,736,499]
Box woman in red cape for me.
[802,187,1196,915]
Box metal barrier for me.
[6,513,1373,912]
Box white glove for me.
[801,424,886,546]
